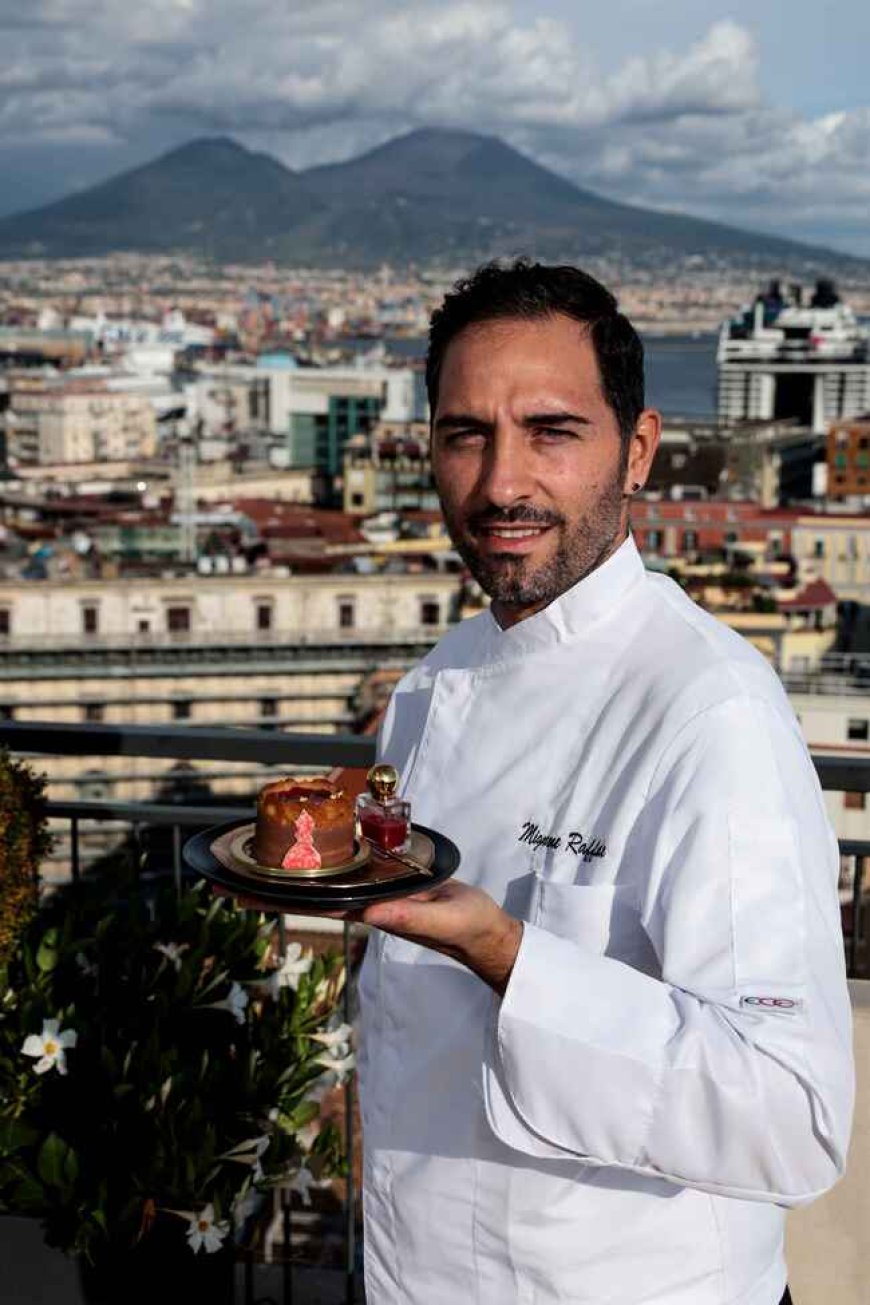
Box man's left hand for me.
[361,880,522,996]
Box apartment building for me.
[343,419,438,515]
[0,569,460,806]
[6,378,157,466]
[792,515,870,602]
[827,417,870,504]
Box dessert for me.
[356,764,411,851]
[253,777,356,870]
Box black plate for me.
[184,819,460,911]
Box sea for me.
[353,333,719,420]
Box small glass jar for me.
[357,764,411,851]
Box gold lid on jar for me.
[367,763,399,802]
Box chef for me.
[357,260,854,1305]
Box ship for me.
[717,280,870,433]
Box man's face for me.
[431,313,657,626]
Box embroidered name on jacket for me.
[518,821,607,863]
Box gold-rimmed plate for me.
[185,821,456,911]
[218,824,373,881]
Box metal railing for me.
[2,719,870,1303]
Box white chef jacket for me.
[358,535,853,1305]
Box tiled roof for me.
[778,577,838,610]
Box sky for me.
[1,0,869,255]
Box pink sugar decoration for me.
[281,807,322,870]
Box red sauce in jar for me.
[360,810,409,850]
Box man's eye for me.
[533,427,575,441]
[444,431,486,448]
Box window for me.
[337,598,355,630]
[646,529,663,551]
[260,697,278,718]
[83,702,104,723]
[0,609,9,638]
[0,705,14,721]
[138,619,151,634]
[844,791,866,811]
[420,598,440,627]
[172,699,192,721]
[351,492,364,508]
[847,719,869,742]
[82,605,99,636]
[813,539,825,559]
[256,602,273,633]
[166,606,191,634]
[682,530,698,552]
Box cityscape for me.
[2,248,870,870]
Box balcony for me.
[1,719,869,1304]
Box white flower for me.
[154,941,190,972]
[287,1166,316,1207]
[311,1023,353,1057]
[314,1050,356,1085]
[21,1019,77,1076]
[183,1204,230,1255]
[221,1135,270,1182]
[312,1023,355,1081]
[207,981,249,1025]
[75,952,97,978]
[266,942,313,997]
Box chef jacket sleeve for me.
[483,692,855,1205]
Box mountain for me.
[0,128,862,270]
[0,137,323,260]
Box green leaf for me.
[62,1145,79,1187]
[0,1117,39,1153]
[8,1172,47,1214]
[37,1133,69,1188]
[36,929,60,974]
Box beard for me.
[441,473,627,610]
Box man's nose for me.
[476,429,533,507]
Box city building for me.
[630,499,798,562]
[827,416,870,504]
[792,515,870,602]
[0,569,460,809]
[3,377,157,466]
[342,419,437,515]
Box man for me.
[356,260,854,1305]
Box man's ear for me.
[623,409,661,496]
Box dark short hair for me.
[425,259,645,442]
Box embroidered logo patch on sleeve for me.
[740,995,804,1013]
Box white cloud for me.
[0,3,763,139]
[0,0,868,252]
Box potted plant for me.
[0,863,351,1303]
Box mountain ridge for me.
[0,127,863,270]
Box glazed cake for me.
[253,777,356,870]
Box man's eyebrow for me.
[432,410,591,432]
[432,413,491,432]
[521,411,591,427]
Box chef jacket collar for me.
[475,533,645,666]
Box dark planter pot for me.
[78,1217,235,1305]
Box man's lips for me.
[472,522,555,554]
